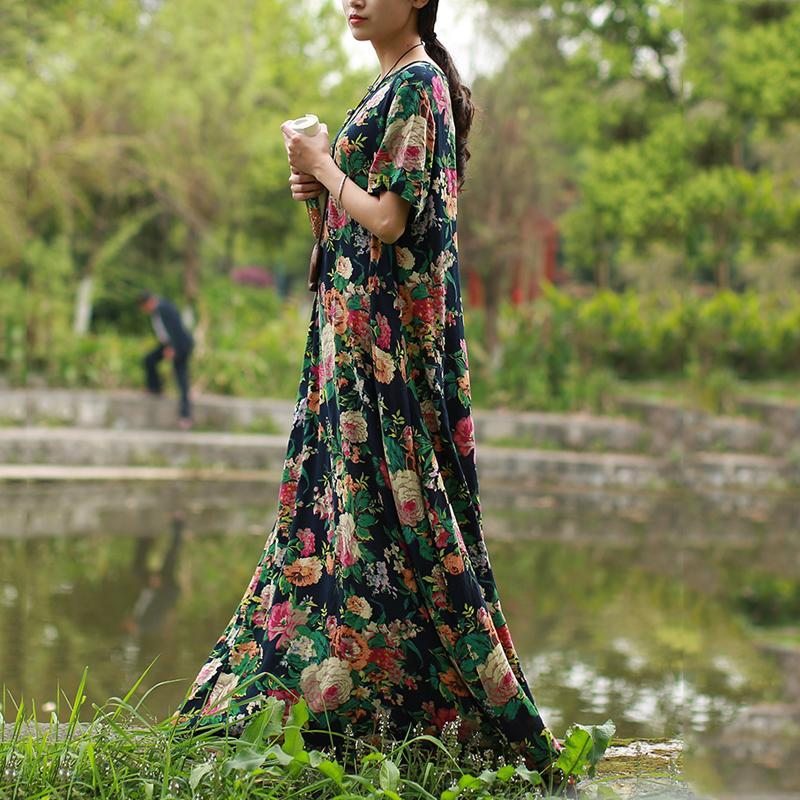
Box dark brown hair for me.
[418,0,475,189]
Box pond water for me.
[1,480,798,795]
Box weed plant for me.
[1,664,615,800]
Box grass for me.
[750,625,800,648]
[1,665,618,800]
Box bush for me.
[6,277,800,411]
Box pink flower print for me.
[279,479,298,508]
[348,309,370,341]
[246,569,261,597]
[413,296,436,325]
[297,527,316,557]
[194,657,222,688]
[376,312,392,349]
[432,75,449,115]
[445,168,459,197]
[267,601,306,649]
[327,196,348,231]
[454,416,475,457]
[431,284,446,326]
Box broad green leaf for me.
[457,773,481,790]
[318,759,345,786]
[189,761,215,791]
[380,759,400,792]
[221,745,267,774]
[289,698,310,729]
[515,764,542,785]
[555,726,593,776]
[240,697,284,744]
[265,743,295,766]
[496,764,516,781]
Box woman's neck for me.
[372,37,426,80]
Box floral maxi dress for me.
[175,61,554,766]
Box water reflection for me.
[0,484,798,794]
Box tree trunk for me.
[73,275,93,335]
[714,227,731,289]
[716,258,730,289]
[184,226,201,303]
[484,276,502,372]
[222,222,237,274]
[596,253,611,289]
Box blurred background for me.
[1,0,799,797]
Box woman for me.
[175,0,561,774]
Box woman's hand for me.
[288,169,325,202]
[280,121,331,178]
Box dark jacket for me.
[152,298,194,357]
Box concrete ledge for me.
[0,428,793,491]
[477,446,664,489]
[0,389,653,452]
[681,452,791,489]
[0,465,279,482]
[0,427,666,489]
[0,428,290,471]
[3,388,794,457]
[739,397,800,444]
[0,388,295,435]
[619,397,777,454]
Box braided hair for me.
[418,1,475,189]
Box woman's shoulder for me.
[383,60,448,112]
[390,59,446,85]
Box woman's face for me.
[341,0,427,43]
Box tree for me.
[0,0,368,343]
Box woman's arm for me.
[281,122,412,245]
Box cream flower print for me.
[300,657,353,712]
[477,643,520,706]
[373,347,396,383]
[380,113,428,173]
[201,671,239,716]
[346,595,373,619]
[340,410,368,443]
[320,322,336,385]
[390,469,426,527]
[336,255,353,279]
[335,512,360,568]
[396,247,415,270]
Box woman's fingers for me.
[292,190,323,201]
[290,171,318,186]
[289,171,324,201]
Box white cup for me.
[290,114,320,137]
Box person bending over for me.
[138,291,195,430]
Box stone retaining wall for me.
[1,389,798,491]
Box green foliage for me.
[737,574,800,627]
[0,669,614,798]
[0,278,308,399]
[465,287,800,412]
[466,0,800,290]
[0,0,370,310]
[7,282,800,412]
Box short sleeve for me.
[367,78,436,215]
